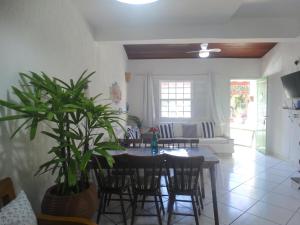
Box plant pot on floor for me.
[41,183,98,219]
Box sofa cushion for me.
[201,122,215,138]
[159,123,174,138]
[173,123,183,138]
[182,124,198,138]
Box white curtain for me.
[143,74,156,127]
[208,73,227,136]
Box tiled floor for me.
[98,146,300,225]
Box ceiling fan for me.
[186,43,221,58]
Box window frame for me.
[159,80,193,119]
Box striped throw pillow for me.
[201,122,215,138]
[159,123,174,139]
[127,128,140,139]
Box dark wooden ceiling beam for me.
[124,43,276,59]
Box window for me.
[160,81,191,118]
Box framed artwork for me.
[110,82,122,104]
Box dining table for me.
[108,146,221,225]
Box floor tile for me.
[255,173,288,184]
[231,213,279,225]
[219,192,257,211]
[273,162,298,172]
[231,184,268,200]
[244,178,278,191]
[272,181,300,200]
[268,168,295,177]
[262,193,300,212]
[221,172,251,184]
[287,212,300,225]
[132,215,165,225]
[174,214,222,225]
[221,180,243,191]
[248,202,294,225]
[202,202,243,225]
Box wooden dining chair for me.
[165,155,205,225]
[159,139,205,199]
[127,154,166,225]
[0,177,97,225]
[92,154,132,225]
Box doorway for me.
[230,79,267,152]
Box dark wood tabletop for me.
[108,146,220,167]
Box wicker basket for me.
[41,183,98,219]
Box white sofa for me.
[170,123,234,156]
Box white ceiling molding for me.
[93,18,300,41]
[73,0,300,42]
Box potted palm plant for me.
[0,71,124,218]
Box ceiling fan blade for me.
[186,50,201,54]
[207,48,221,53]
[200,48,221,53]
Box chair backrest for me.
[92,154,130,190]
[0,177,16,208]
[127,154,166,192]
[165,155,204,193]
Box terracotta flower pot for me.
[41,183,98,219]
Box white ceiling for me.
[235,0,300,18]
[73,0,300,41]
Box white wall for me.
[262,42,300,163]
[127,59,261,135]
[0,0,127,211]
[90,42,127,110]
[0,0,96,211]
[89,42,128,137]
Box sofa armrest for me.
[37,214,97,225]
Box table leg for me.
[209,165,219,225]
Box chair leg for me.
[103,193,108,208]
[141,194,146,209]
[198,187,204,210]
[154,195,163,225]
[131,194,138,225]
[159,193,165,215]
[195,192,200,207]
[167,195,175,225]
[200,170,205,198]
[194,190,202,215]
[97,193,105,224]
[191,195,200,225]
[195,190,202,215]
[120,194,128,225]
[127,186,133,205]
[164,175,169,193]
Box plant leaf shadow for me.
[0,91,55,212]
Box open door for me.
[256,78,267,154]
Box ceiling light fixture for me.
[199,52,210,58]
[117,0,159,4]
